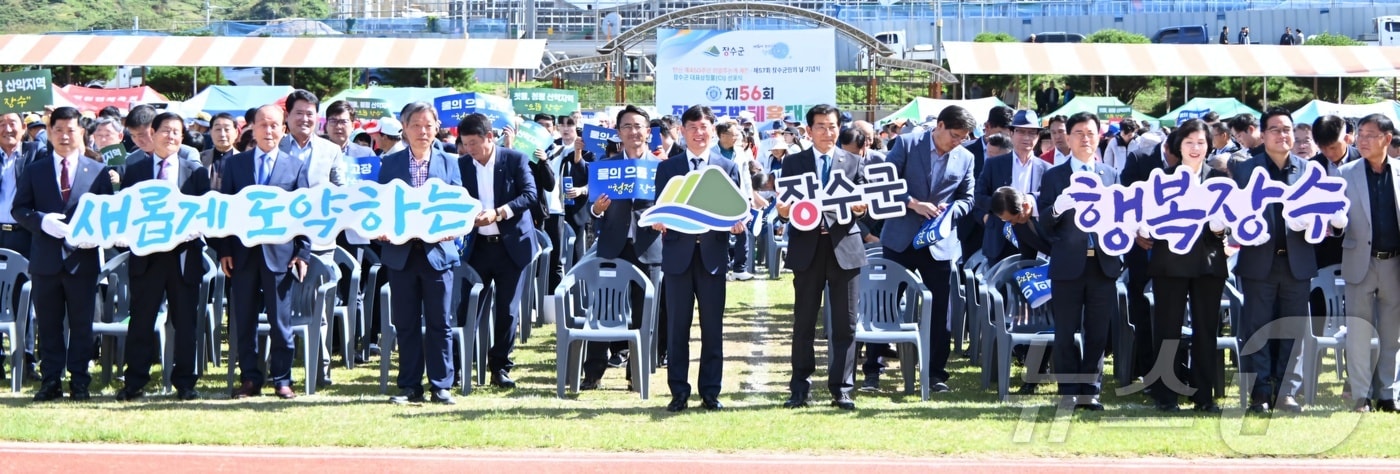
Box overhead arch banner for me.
[655,28,835,123]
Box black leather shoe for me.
[931,382,951,393]
[1247,395,1270,414]
[490,370,516,389]
[1154,401,1180,412]
[1074,397,1104,411]
[316,377,334,389]
[580,377,600,391]
[1353,397,1373,413]
[115,388,145,402]
[389,388,425,405]
[1015,382,1039,395]
[430,389,456,405]
[782,394,809,408]
[1377,399,1398,413]
[177,389,201,401]
[831,395,856,411]
[859,374,881,393]
[666,396,688,412]
[32,382,62,402]
[701,396,723,410]
[69,385,91,402]
[1192,403,1222,414]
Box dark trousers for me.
[0,225,33,375]
[582,241,658,379]
[125,252,201,392]
[1051,258,1117,396]
[730,230,750,273]
[1150,275,1226,406]
[389,246,455,392]
[791,235,858,398]
[231,250,297,388]
[880,245,952,382]
[546,214,566,291]
[469,239,526,373]
[0,225,31,258]
[1238,255,1309,399]
[1125,248,1155,379]
[665,247,726,399]
[32,270,98,388]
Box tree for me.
[269,68,353,99]
[1286,33,1379,104]
[243,0,330,21]
[144,67,223,100]
[965,32,1018,101]
[1063,29,1160,106]
[371,68,476,90]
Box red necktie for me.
[60,158,70,203]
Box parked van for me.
[1024,32,1085,43]
[1151,25,1210,44]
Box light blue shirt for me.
[0,147,19,224]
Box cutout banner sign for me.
[1060,161,1349,257]
[638,166,750,234]
[1015,265,1052,309]
[772,162,909,232]
[66,179,482,256]
[912,211,952,249]
[581,125,665,157]
[0,69,52,114]
[509,88,579,116]
[435,92,514,130]
[588,159,659,202]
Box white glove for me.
[112,237,131,248]
[1286,216,1308,232]
[1053,193,1076,216]
[182,231,202,243]
[1136,225,1152,239]
[1330,211,1348,230]
[40,213,70,239]
[1209,216,1228,233]
[74,241,98,249]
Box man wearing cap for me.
[188,112,212,151]
[974,110,1050,263]
[23,114,45,147]
[371,117,406,156]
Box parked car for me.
[1024,32,1085,43]
[1151,25,1210,44]
[221,67,267,86]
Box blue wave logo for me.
[771,42,790,59]
[642,205,745,234]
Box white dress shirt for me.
[474,152,501,236]
[686,148,711,170]
[1010,151,1036,193]
[55,149,80,191]
[155,154,179,184]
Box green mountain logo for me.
[639,166,749,234]
[703,46,722,57]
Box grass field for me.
[1,275,1398,458]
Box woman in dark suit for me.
[1144,119,1229,413]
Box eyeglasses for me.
[1264,127,1293,136]
[326,118,353,126]
[1358,132,1391,142]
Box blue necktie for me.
[1082,163,1096,250]
[820,154,830,186]
[257,154,270,185]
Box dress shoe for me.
[273,385,297,400]
[701,396,723,410]
[1377,399,1398,413]
[316,376,334,389]
[1014,382,1039,395]
[69,385,91,402]
[831,395,856,411]
[368,344,382,357]
[1153,401,1180,412]
[32,382,62,402]
[232,381,261,399]
[1276,395,1302,413]
[176,389,201,401]
[1247,395,1270,414]
[859,374,881,393]
[389,388,425,405]
[429,389,456,405]
[580,377,600,391]
[115,388,145,402]
[1075,397,1104,411]
[657,353,668,368]
[930,382,951,393]
[1192,403,1222,414]
[490,370,516,389]
[782,393,809,408]
[607,353,628,368]
[1353,397,1373,413]
[666,396,688,412]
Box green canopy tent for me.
[877,97,1008,127]
[1044,96,1154,125]
[1158,97,1260,126]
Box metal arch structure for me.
[873,55,957,84]
[536,55,614,79]
[597,3,894,57]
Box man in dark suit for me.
[989,186,1052,258]
[12,106,114,402]
[1232,108,1315,413]
[582,105,663,388]
[219,104,312,400]
[379,102,462,405]
[958,106,1014,260]
[1118,134,1172,385]
[0,111,42,382]
[1038,112,1124,411]
[654,105,745,412]
[114,112,212,402]
[458,113,538,389]
[974,110,1050,264]
[775,104,868,410]
[877,105,978,393]
[200,113,240,192]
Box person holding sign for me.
[878,105,978,394]
[114,112,213,402]
[774,104,867,410]
[1335,114,1400,413]
[220,105,313,400]
[545,114,592,292]
[654,105,745,412]
[582,105,663,389]
[1038,112,1123,411]
[1143,119,1230,413]
[12,107,116,402]
[458,113,539,390]
[1231,108,1314,414]
[379,102,462,406]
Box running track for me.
[0,443,1395,473]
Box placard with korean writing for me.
[347,97,393,120]
[773,162,909,232]
[1176,109,1211,125]
[588,159,659,202]
[581,124,617,157]
[511,121,554,161]
[0,69,52,115]
[509,88,579,116]
[100,145,127,166]
[1096,105,1133,124]
[655,28,835,124]
[65,179,481,256]
[345,155,380,182]
[435,92,514,130]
